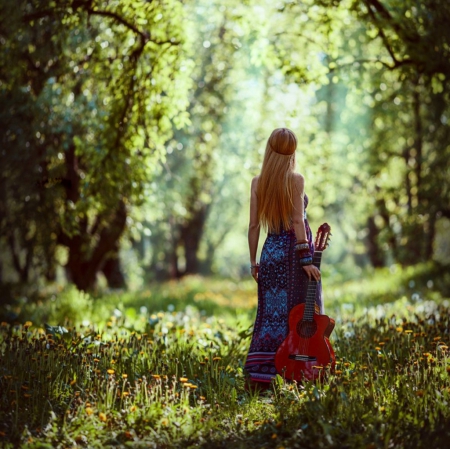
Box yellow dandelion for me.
[122,392,130,397]
[343,362,350,367]
[433,336,441,341]
[189,384,198,389]
[271,433,278,439]
[183,383,192,388]
[312,366,323,370]
[107,369,115,375]
[24,321,33,328]
[122,374,128,379]
[396,327,403,332]
[213,357,222,361]
[200,396,206,400]
[334,370,343,375]
[130,405,137,412]
[93,358,100,363]
[85,407,93,415]
[152,374,161,379]
[179,377,188,383]
[404,330,413,334]
[99,412,107,422]
[161,418,169,426]
[375,347,382,351]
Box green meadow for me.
[1,264,449,448]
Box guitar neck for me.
[303,251,322,321]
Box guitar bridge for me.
[288,354,317,362]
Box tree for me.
[348,0,450,265]
[0,0,191,290]
[137,0,264,280]
[275,0,450,268]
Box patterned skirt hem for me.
[246,373,276,383]
[245,351,278,383]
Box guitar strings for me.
[298,252,321,376]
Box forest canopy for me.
[1,0,449,292]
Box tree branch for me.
[84,7,148,41]
[364,0,420,44]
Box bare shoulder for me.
[251,175,259,190]
[292,172,305,189]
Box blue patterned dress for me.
[244,194,322,384]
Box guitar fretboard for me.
[303,251,322,321]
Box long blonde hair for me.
[257,128,298,233]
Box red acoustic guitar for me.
[275,223,335,382]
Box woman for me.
[244,128,322,386]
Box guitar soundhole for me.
[296,320,317,338]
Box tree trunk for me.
[424,212,436,261]
[64,200,127,291]
[180,204,209,275]
[101,243,126,289]
[366,216,384,267]
[7,233,33,283]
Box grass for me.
[0,263,449,448]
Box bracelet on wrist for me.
[299,257,313,266]
[295,243,310,251]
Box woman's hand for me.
[251,264,259,283]
[302,264,321,282]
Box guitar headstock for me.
[314,223,331,252]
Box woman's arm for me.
[248,176,260,282]
[292,174,308,243]
[292,174,321,282]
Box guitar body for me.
[275,303,336,381]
